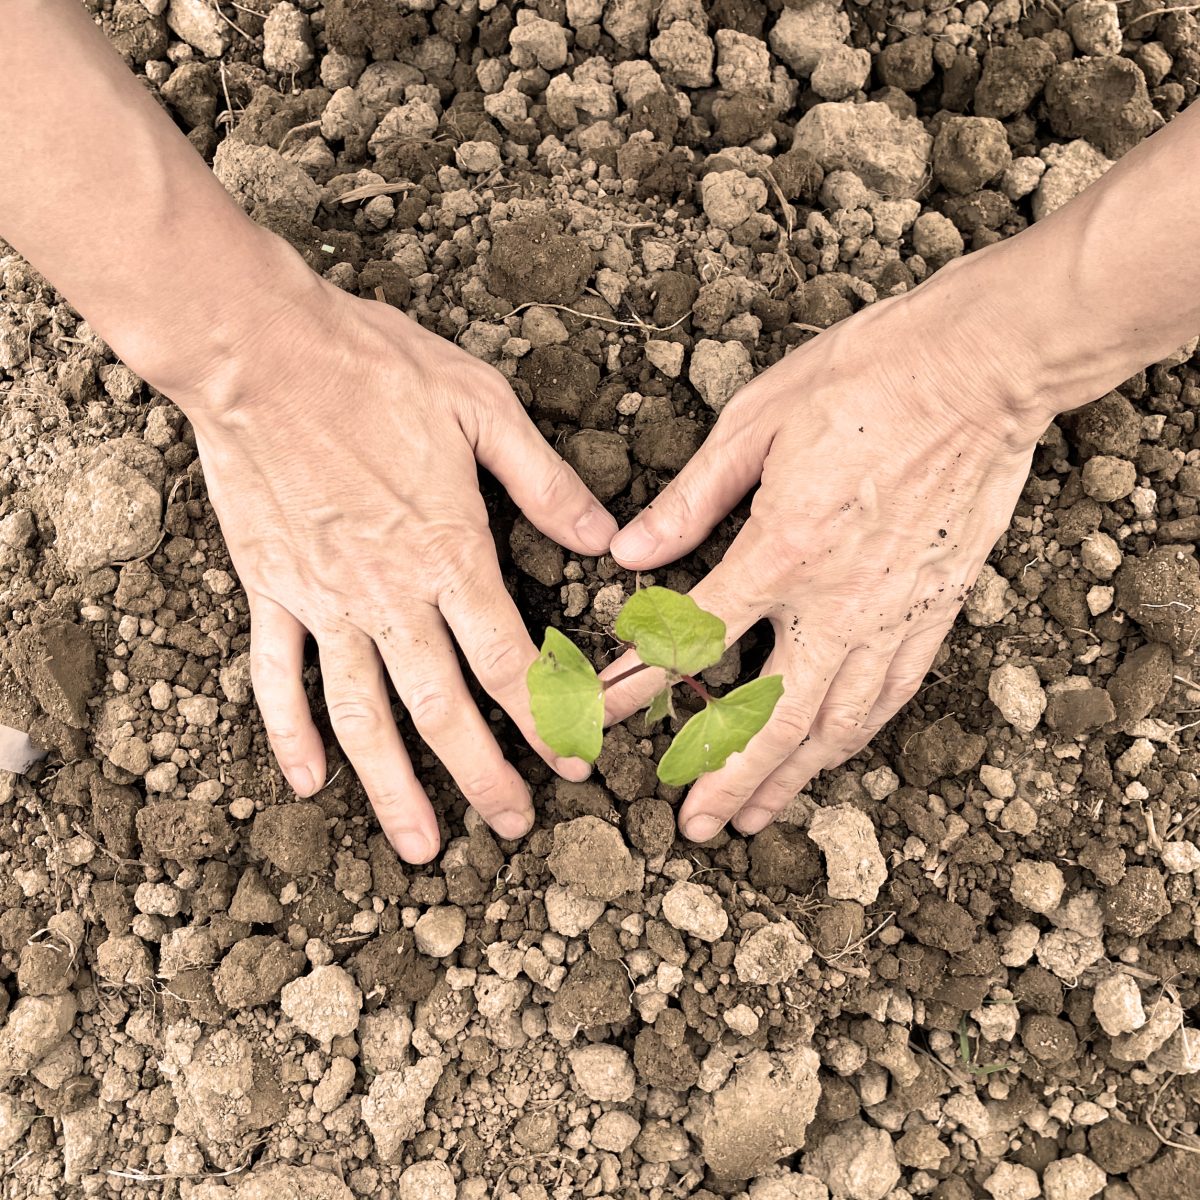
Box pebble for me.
[166,0,229,57]
[0,1095,34,1153]
[734,921,811,985]
[544,883,606,936]
[808,804,887,905]
[689,338,754,411]
[701,170,768,230]
[861,765,899,801]
[1034,139,1113,221]
[262,2,314,74]
[591,1110,640,1153]
[649,21,714,87]
[660,881,728,942]
[396,1160,456,1200]
[792,101,932,199]
[1092,973,1146,1036]
[280,965,363,1043]
[965,564,1016,626]
[983,1161,1040,1200]
[313,1056,356,1114]
[806,1117,900,1200]
[811,44,871,99]
[724,1004,760,1036]
[568,1044,636,1102]
[1162,840,1200,874]
[547,817,642,901]
[1043,1155,1107,1200]
[361,1057,445,1164]
[413,906,466,958]
[769,1,850,74]
[178,694,218,727]
[1082,455,1137,502]
[1065,0,1122,56]
[999,798,1038,836]
[1010,860,1066,914]
[509,15,569,70]
[988,663,1047,733]
[645,340,684,378]
[979,765,1016,799]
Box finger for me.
[861,623,950,731]
[377,611,535,842]
[319,632,438,863]
[679,633,844,843]
[249,595,326,797]
[438,545,593,782]
[609,392,775,570]
[601,528,767,726]
[732,646,897,835]
[472,386,618,556]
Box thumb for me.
[472,386,618,557]
[611,398,773,570]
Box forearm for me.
[0,0,315,409]
[946,102,1200,430]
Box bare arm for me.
[0,1,619,860]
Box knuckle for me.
[876,676,923,717]
[473,638,526,689]
[405,681,454,735]
[767,698,814,747]
[457,769,507,808]
[327,694,386,741]
[530,455,578,512]
[816,706,867,746]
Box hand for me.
[182,274,617,862]
[602,263,1046,841]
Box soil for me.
[2,1,1200,1198]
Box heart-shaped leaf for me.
[614,586,726,676]
[527,627,604,762]
[657,675,785,787]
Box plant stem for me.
[603,662,653,689]
[680,674,711,703]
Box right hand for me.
[172,267,616,862]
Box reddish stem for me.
[603,662,653,689]
[603,662,712,705]
[680,674,712,703]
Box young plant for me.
[526,586,783,787]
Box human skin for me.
[604,102,1200,841]
[3,7,1198,858]
[0,1,619,861]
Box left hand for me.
[602,265,1048,841]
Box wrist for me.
[106,222,328,421]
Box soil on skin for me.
[2,1,1200,1197]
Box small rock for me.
[591,1109,641,1152]
[980,765,1016,799]
[1033,139,1114,222]
[0,1094,34,1152]
[769,2,850,75]
[983,1161,1041,1200]
[697,1047,821,1178]
[1066,0,1122,55]
[568,1043,636,1102]
[166,0,229,56]
[262,2,314,73]
[1093,973,1146,1036]
[734,921,811,985]
[509,14,568,70]
[1082,455,1137,502]
[805,1118,900,1200]
[544,883,607,937]
[313,1056,356,1114]
[792,101,932,199]
[280,965,363,1043]
[988,663,1047,733]
[701,170,768,230]
[0,993,76,1084]
[562,430,631,503]
[811,45,871,100]
[689,338,754,412]
[661,881,728,942]
[645,339,685,377]
[965,563,1016,626]
[807,804,887,905]
[1102,866,1170,937]
[413,907,466,958]
[361,1057,445,1164]
[1011,860,1066,915]
[396,1161,456,1200]
[932,116,1012,194]
[1043,1155,1107,1200]
[547,816,641,901]
[650,21,715,87]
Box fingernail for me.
[491,809,533,840]
[611,523,657,564]
[556,757,592,783]
[684,814,724,842]
[287,765,315,796]
[734,807,773,835]
[576,506,618,552]
[390,827,433,862]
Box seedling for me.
[526,586,783,787]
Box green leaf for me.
[656,675,785,787]
[527,627,604,762]
[644,687,675,728]
[614,586,726,676]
